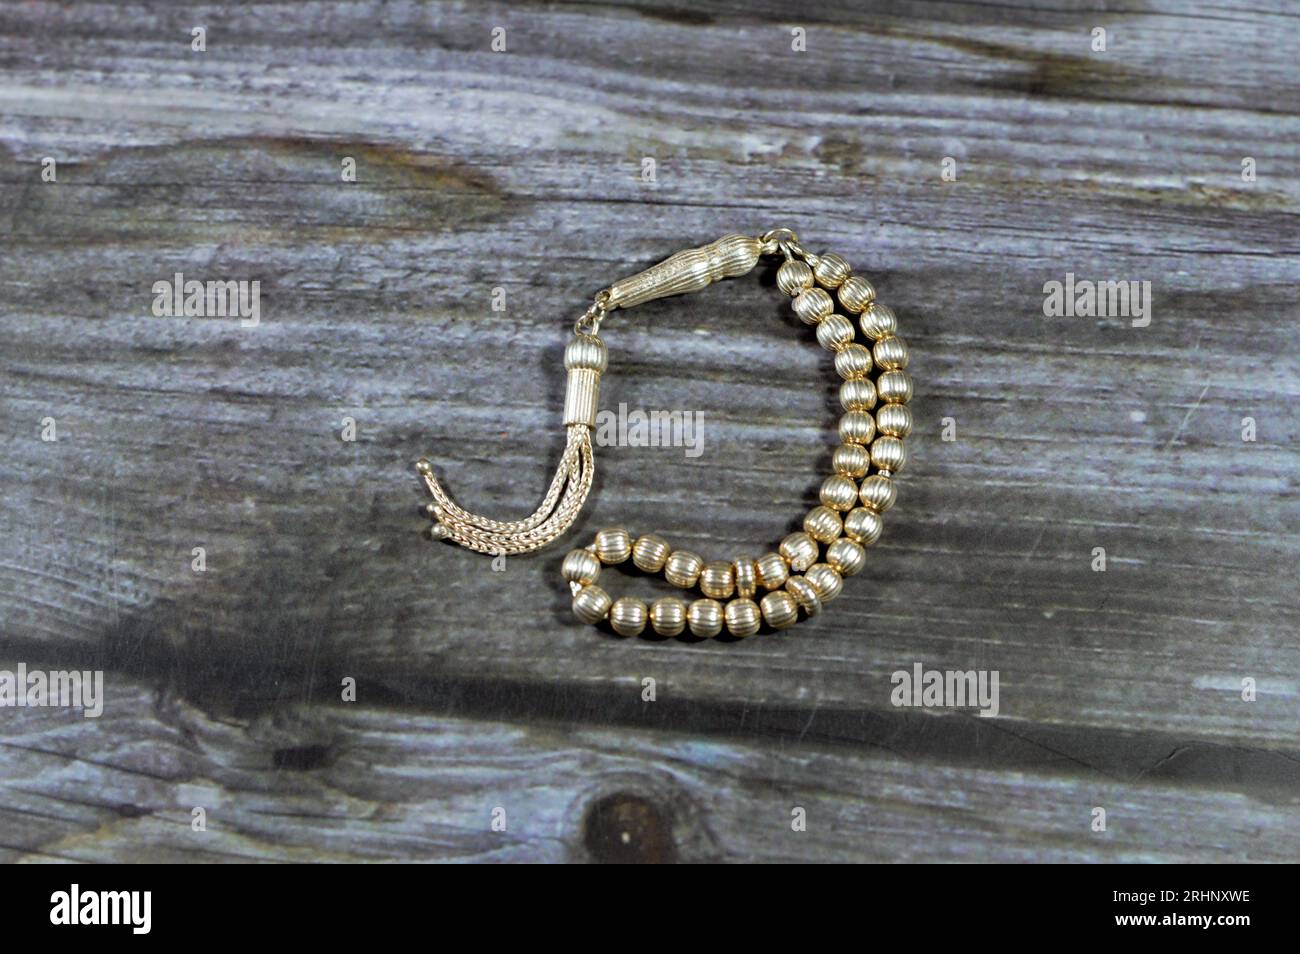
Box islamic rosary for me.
[417,229,912,639]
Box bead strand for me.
[561,237,911,639]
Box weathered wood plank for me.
[3,675,1297,863]
[0,0,1297,860]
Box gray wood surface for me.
[0,0,1297,862]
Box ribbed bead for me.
[792,287,834,325]
[805,563,843,602]
[873,335,909,371]
[761,590,799,630]
[803,505,843,544]
[840,378,877,412]
[839,411,876,446]
[877,370,913,405]
[834,343,873,379]
[687,598,724,638]
[572,584,612,624]
[755,552,790,590]
[837,275,875,313]
[564,334,608,372]
[820,474,859,511]
[663,549,704,588]
[858,474,897,512]
[870,436,907,473]
[785,575,823,617]
[724,598,761,637]
[826,538,867,577]
[875,404,912,438]
[816,314,856,352]
[859,302,897,340]
[832,443,870,478]
[699,560,736,600]
[777,259,814,296]
[779,531,819,573]
[594,528,631,564]
[843,507,884,546]
[733,557,758,599]
[562,549,601,586]
[813,252,851,289]
[609,596,648,637]
[631,533,671,573]
[649,596,687,637]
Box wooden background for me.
[1,0,1297,863]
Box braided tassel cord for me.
[418,423,595,555]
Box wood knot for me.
[582,792,677,864]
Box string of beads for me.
[562,243,912,638]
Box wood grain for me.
[0,0,1297,862]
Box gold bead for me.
[761,590,799,630]
[609,596,648,637]
[826,538,867,577]
[873,334,909,370]
[813,252,851,289]
[755,552,790,590]
[859,474,897,512]
[805,563,843,602]
[572,584,612,624]
[663,549,704,588]
[832,443,870,478]
[416,458,434,475]
[699,560,736,600]
[877,370,913,405]
[838,411,876,446]
[837,275,875,313]
[803,505,843,544]
[564,334,608,372]
[779,531,819,572]
[593,527,632,564]
[562,548,602,586]
[631,533,671,573]
[820,474,859,511]
[785,575,823,617]
[777,260,814,296]
[870,436,907,473]
[815,314,856,352]
[733,557,758,599]
[792,287,834,325]
[876,404,912,438]
[843,507,884,546]
[649,596,687,637]
[687,598,724,638]
[840,378,877,412]
[859,302,897,340]
[834,343,873,379]
[724,598,761,637]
